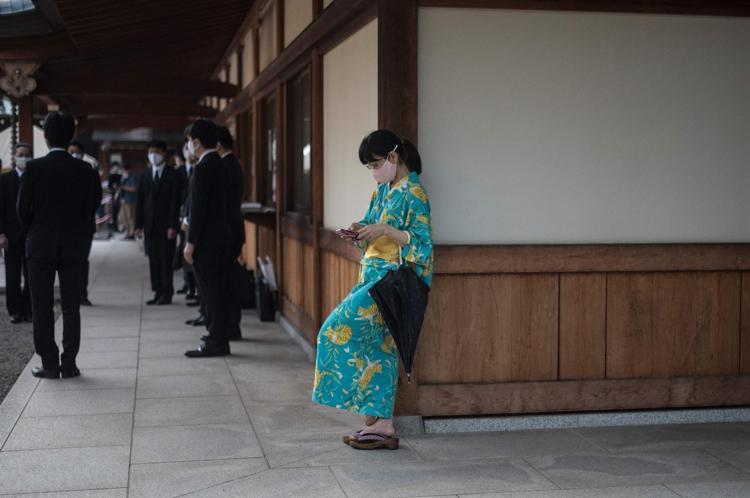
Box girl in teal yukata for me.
[312,129,433,450]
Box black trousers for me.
[81,239,92,299]
[145,234,176,299]
[5,237,31,317]
[227,260,243,337]
[28,257,85,370]
[193,249,232,347]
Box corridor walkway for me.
[2,240,750,497]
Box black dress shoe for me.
[156,297,172,305]
[176,287,188,295]
[24,314,33,323]
[185,318,197,325]
[80,297,93,306]
[186,301,200,307]
[31,366,60,379]
[192,316,206,327]
[146,296,160,305]
[185,292,197,300]
[61,366,81,379]
[10,314,23,324]
[185,343,230,358]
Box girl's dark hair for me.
[358,129,422,175]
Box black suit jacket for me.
[0,170,25,242]
[17,151,100,260]
[135,165,181,237]
[188,151,231,254]
[222,153,245,257]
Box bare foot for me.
[360,418,395,437]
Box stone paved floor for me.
[2,240,750,497]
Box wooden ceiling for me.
[0,0,252,131]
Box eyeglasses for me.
[365,159,385,171]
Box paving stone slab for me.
[10,489,128,498]
[131,423,263,464]
[236,380,312,407]
[75,351,138,369]
[23,388,135,417]
[137,357,230,377]
[3,413,133,451]
[525,450,750,489]
[408,430,605,461]
[185,467,346,498]
[331,458,556,497]
[459,485,680,497]
[0,445,129,495]
[246,403,361,436]
[135,395,248,427]
[666,480,750,497]
[136,374,237,399]
[129,458,268,498]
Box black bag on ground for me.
[256,276,276,321]
[239,266,256,309]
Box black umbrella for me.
[369,265,430,382]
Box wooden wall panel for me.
[304,243,315,318]
[418,375,750,417]
[258,225,276,266]
[417,274,558,384]
[559,273,606,380]
[320,250,359,320]
[606,273,655,379]
[242,221,257,270]
[282,236,303,308]
[742,272,750,374]
[607,272,740,379]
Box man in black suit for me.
[184,119,233,357]
[135,140,181,305]
[216,127,245,341]
[18,112,100,379]
[0,143,33,323]
[68,141,101,306]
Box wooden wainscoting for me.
[277,231,750,417]
[403,244,750,417]
[281,235,318,343]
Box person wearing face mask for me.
[67,141,102,306]
[183,119,234,358]
[312,129,433,450]
[0,143,33,323]
[119,164,138,240]
[135,139,181,305]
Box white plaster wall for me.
[323,19,378,230]
[419,8,750,244]
[242,27,255,87]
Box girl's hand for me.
[348,222,364,232]
[357,223,390,242]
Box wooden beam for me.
[417,0,750,17]
[18,95,34,150]
[433,243,750,274]
[36,78,238,98]
[417,375,750,416]
[311,47,324,329]
[62,102,216,118]
[275,0,285,55]
[79,116,190,131]
[0,33,77,59]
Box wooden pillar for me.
[378,0,420,415]
[311,48,324,330]
[275,0,284,56]
[252,27,260,79]
[18,95,34,150]
[274,81,285,299]
[313,0,323,17]
[377,0,418,143]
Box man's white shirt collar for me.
[199,149,216,162]
[152,163,165,178]
[220,151,232,158]
[49,148,66,153]
[15,168,24,177]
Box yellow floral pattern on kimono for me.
[312,171,433,418]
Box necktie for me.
[154,170,160,183]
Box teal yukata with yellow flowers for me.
[312,171,433,418]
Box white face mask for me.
[14,157,28,171]
[186,139,197,156]
[148,152,164,166]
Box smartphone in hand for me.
[335,228,360,240]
